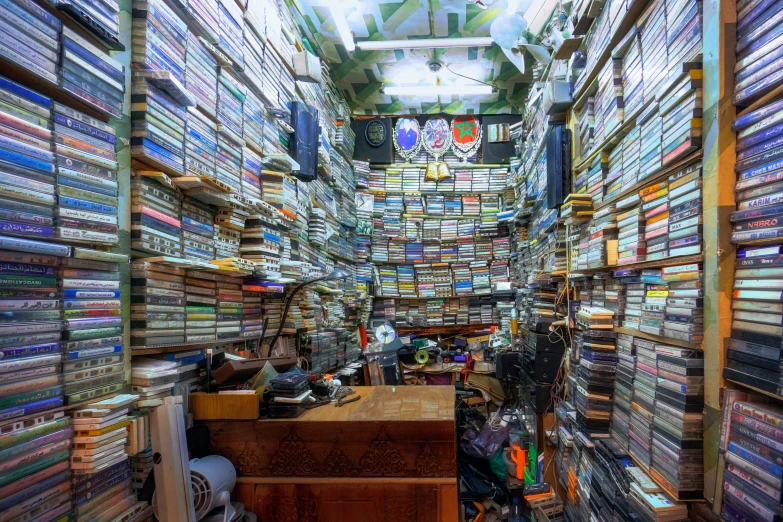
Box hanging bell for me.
[437,161,452,181]
[425,162,439,181]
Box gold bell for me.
[437,161,452,180]
[425,162,439,181]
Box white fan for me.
[153,456,237,522]
[489,14,551,75]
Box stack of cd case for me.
[130,260,186,348]
[61,253,126,405]
[185,106,217,179]
[131,78,186,176]
[185,32,218,119]
[182,196,215,261]
[56,0,121,47]
[0,251,64,419]
[183,271,217,343]
[574,328,617,437]
[242,146,263,200]
[0,411,72,520]
[217,0,243,68]
[215,273,244,341]
[54,102,120,245]
[721,401,783,522]
[0,74,57,240]
[629,338,656,469]
[70,401,129,477]
[726,245,783,395]
[131,173,183,257]
[611,333,636,450]
[734,0,783,104]
[0,0,61,85]
[240,208,282,278]
[650,344,704,499]
[659,70,702,166]
[61,26,124,119]
[243,92,265,158]
[132,0,187,86]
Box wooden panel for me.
[209,421,456,477]
[701,0,737,508]
[243,483,454,522]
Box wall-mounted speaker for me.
[352,117,393,163]
[481,115,518,164]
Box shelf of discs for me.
[0,0,160,519]
[367,146,514,333]
[716,0,783,518]
[506,0,711,514]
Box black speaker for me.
[352,117,393,163]
[290,101,319,182]
[546,123,571,209]
[481,115,518,164]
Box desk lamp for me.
[266,269,348,352]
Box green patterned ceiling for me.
[292,0,539,115]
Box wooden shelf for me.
[613,327,702,350]
[396,324,498,335]
[724,378,783,402]
[569,253,704,275]
[368,189,507,196]
[370,164,510,169]
[374,293,510,300]
[594,150,703,211]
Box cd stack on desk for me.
[183,271,216,343]
[651,344,704,500]
[55,103,120,246]
[130,173,183,257]
[132,0,187,85]
[629,338,656,469]
[185,33,218,120]
[62,26,124,119]
[720,401,783,522]
[184,106,217,179]
[0,410,72,520]
[130,78,186,176]
[1,0,61,85]
[130,261,186,348]
[61,252,126,405]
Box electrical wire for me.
[444,62,498,90]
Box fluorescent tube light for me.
[328,2,355,52]
[356,37,494,51]
[384,85,495,96]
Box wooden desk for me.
[205,386,458,522]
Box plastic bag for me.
[460,423,508,459]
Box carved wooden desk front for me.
[205,385,458,522]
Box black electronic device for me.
[481,115,517,163]
[496,351,522,380]
[546,123,571,209]
[290,101,319,182]
[352,117,393,163]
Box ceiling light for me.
[356,37,494,51]
[327,2,355,52]
[384,85,495,96]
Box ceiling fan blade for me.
[501,47,525,75]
